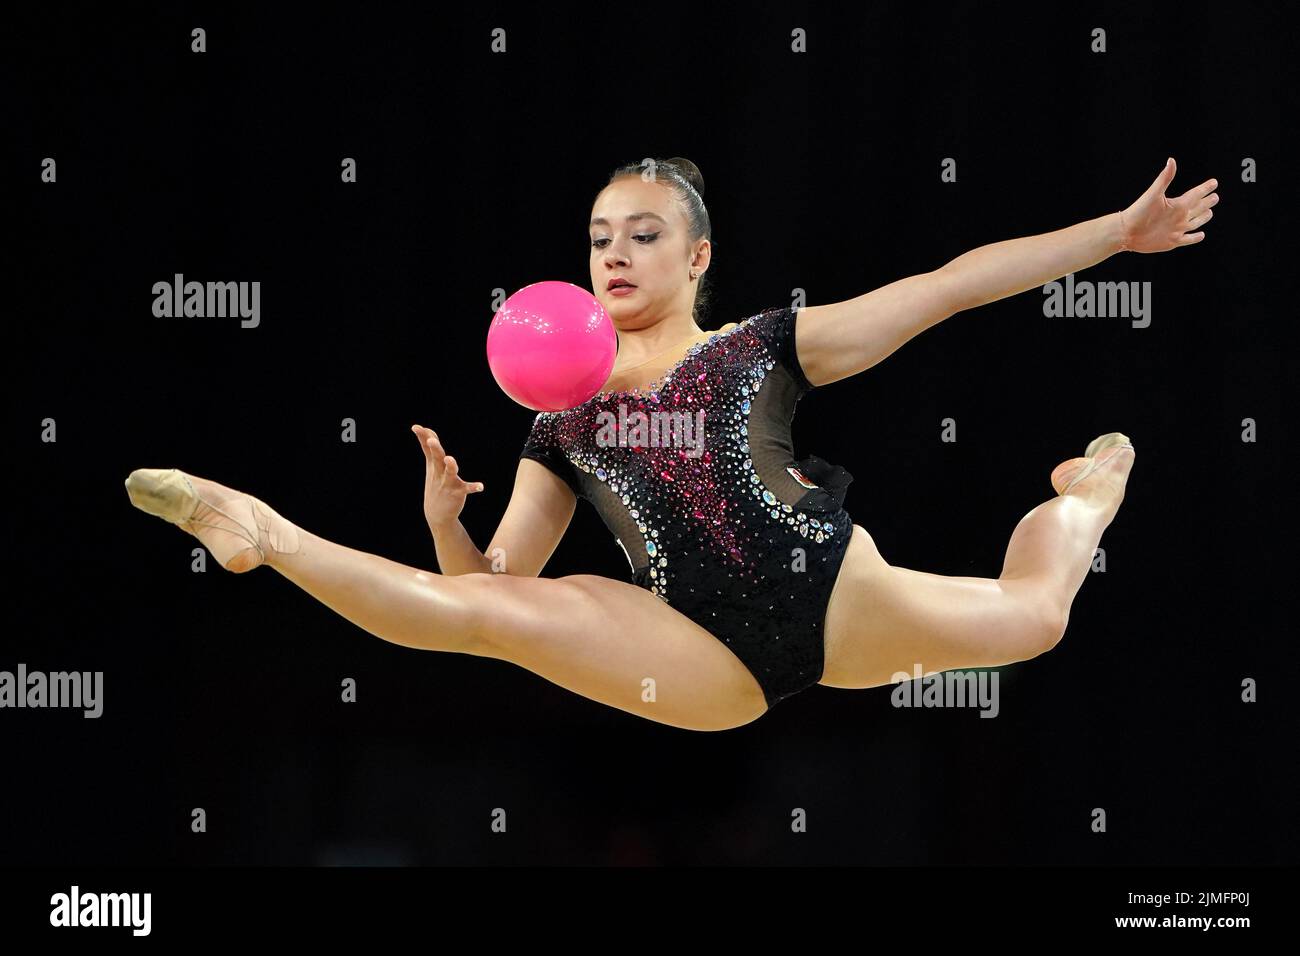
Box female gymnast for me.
[125,156,1218,731]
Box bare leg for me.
[126,469,768,729]
[998,447,1133,626]
[820,443,1135,688]
[266,528,483,654]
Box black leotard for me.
[519,305,855,710]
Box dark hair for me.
[605,156,714,326]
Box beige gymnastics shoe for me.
[1050,432,1135,497]
[125,468,299,572]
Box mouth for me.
[607,279,637,291]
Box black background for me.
[9,2,1290,868]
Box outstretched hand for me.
[412,424,484,532]
[1119,157,1219,253]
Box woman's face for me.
[588,176,709,327]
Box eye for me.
[591,233,659,249]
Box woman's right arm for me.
[429,515,493,575]
[414,425,576,577]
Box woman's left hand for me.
[1119,158,1219,253]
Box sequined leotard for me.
[519,306,856,710]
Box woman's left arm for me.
[795,158,1219,388]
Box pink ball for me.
[487,281,617,412]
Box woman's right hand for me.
[412,424,484,532]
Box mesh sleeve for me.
[519,413,582,497]
[748,306,815,395]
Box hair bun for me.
[665,157,705,197]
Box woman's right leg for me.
[128,471,769,732]
[267,531,769,730]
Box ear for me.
[690,237,712,271]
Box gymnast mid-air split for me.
[126,156,1218,731]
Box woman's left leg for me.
[819,445,1133,689]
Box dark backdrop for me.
[10,2,1289,865]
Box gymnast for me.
[126,156,1218,731]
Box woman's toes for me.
[1094,444,1136,490]
[1085,432,1132,459]
[127,468,267,572]
[127,466,301,573]
[125,468,196,523]
[1054,445,1135,506]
